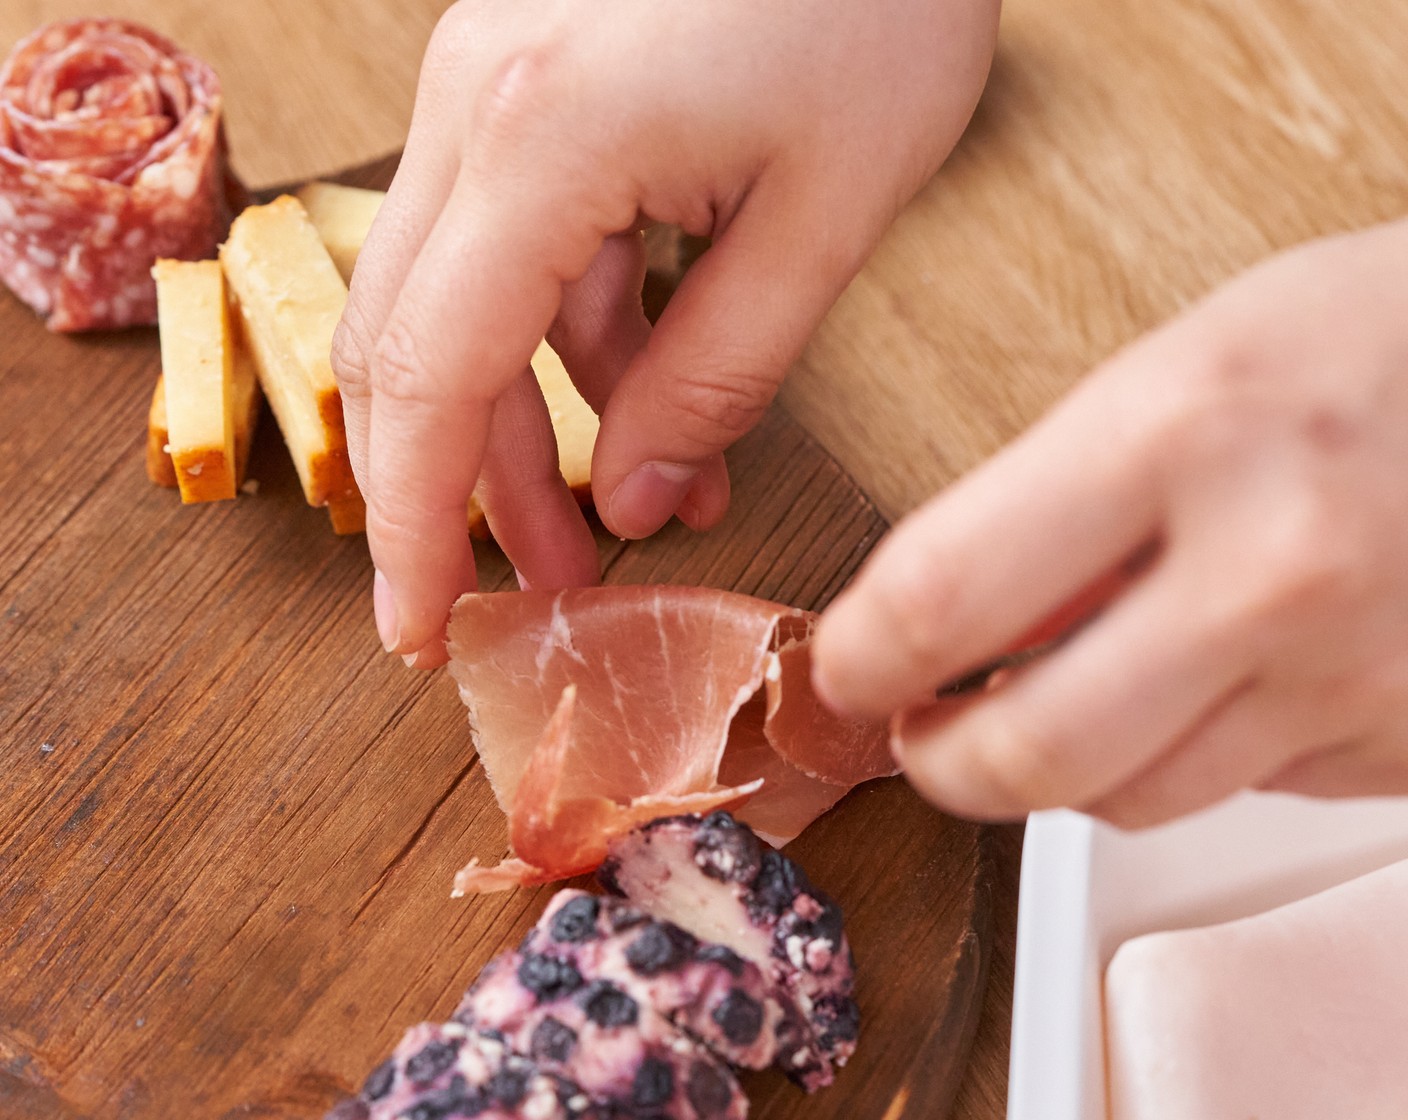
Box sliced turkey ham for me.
[1104,856,1408,1119]
[445,586,895,895]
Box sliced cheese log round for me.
[328,1021,590,1120]
[331,814,862,1116]
[599,811,859,1090]
[513,889,823,1079]
[454,949,747,1120]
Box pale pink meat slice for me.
[445,587,894,895]
[1104,857,1408,1120]
[762,615,898,787]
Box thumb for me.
[593,176,879,540]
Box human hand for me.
[813,219,1408,827]
[330,0,1002,667]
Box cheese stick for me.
[225,311,264,484]
[289,191,600,536]
[327,490,367,536]
[295,181,385,284]
[146,375,179,489]
[146,342,260,495]
[220,195,354,506]
[466,340,599,535]
[152,259,237,502]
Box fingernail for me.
[675,489,704,532]
[810,660,842,713]
[373,569,401,653]
[402,652,419,668]
[607,461,700,539]
[674,460,730,533]
[809,618,851,714]
[515,568,532,591]
[889,713,912,767]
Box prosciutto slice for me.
[445,586,895,895]
[0,19,234,331]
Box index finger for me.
[812,353,1171,720]
[364,167,612,657]
[330,7,478,490]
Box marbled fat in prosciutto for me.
[445,586,896,895]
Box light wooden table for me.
[4,1,1406,1116]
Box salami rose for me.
[0,19,235,331]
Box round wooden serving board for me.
[0,156,992,1120]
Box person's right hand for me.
[813,218,1408,828]
[331,0,1002,668]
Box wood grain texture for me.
[782,0,1408,522]
[5,1,1408,1115]
[0,157,989,1119]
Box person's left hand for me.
[813,218,1408,827]
[329,0,1001,669]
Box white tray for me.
[1006,792,1408,1120]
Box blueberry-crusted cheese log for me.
[513,889,809,1075]
[454,950,747,1120]
[598,811,859,1089]
[325,1021,590,1120]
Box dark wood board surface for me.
[0,157,991,1120]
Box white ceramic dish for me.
[1006,791,1408,1120]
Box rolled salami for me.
[0,18,235,331]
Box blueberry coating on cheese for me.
[362,1058,395,1101]
[576,979,639,1029]
[693,812,764,885]
[631,1056,675,1109]
[517,953,584,1003]
[600,811,860,1090]
[549,894,601,944]
[512,889,807,1076]
[686,1060,737,1118]
[405,1038,461,1084]
[336,811,856,1120]
[456,944,744,1120]
[328,1022,589,1120]
[625,921,696,976]
[711,990,764,1047]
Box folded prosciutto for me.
[0,19,234,330]
[1104,857,1408,1119]
[445,586,896,895]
